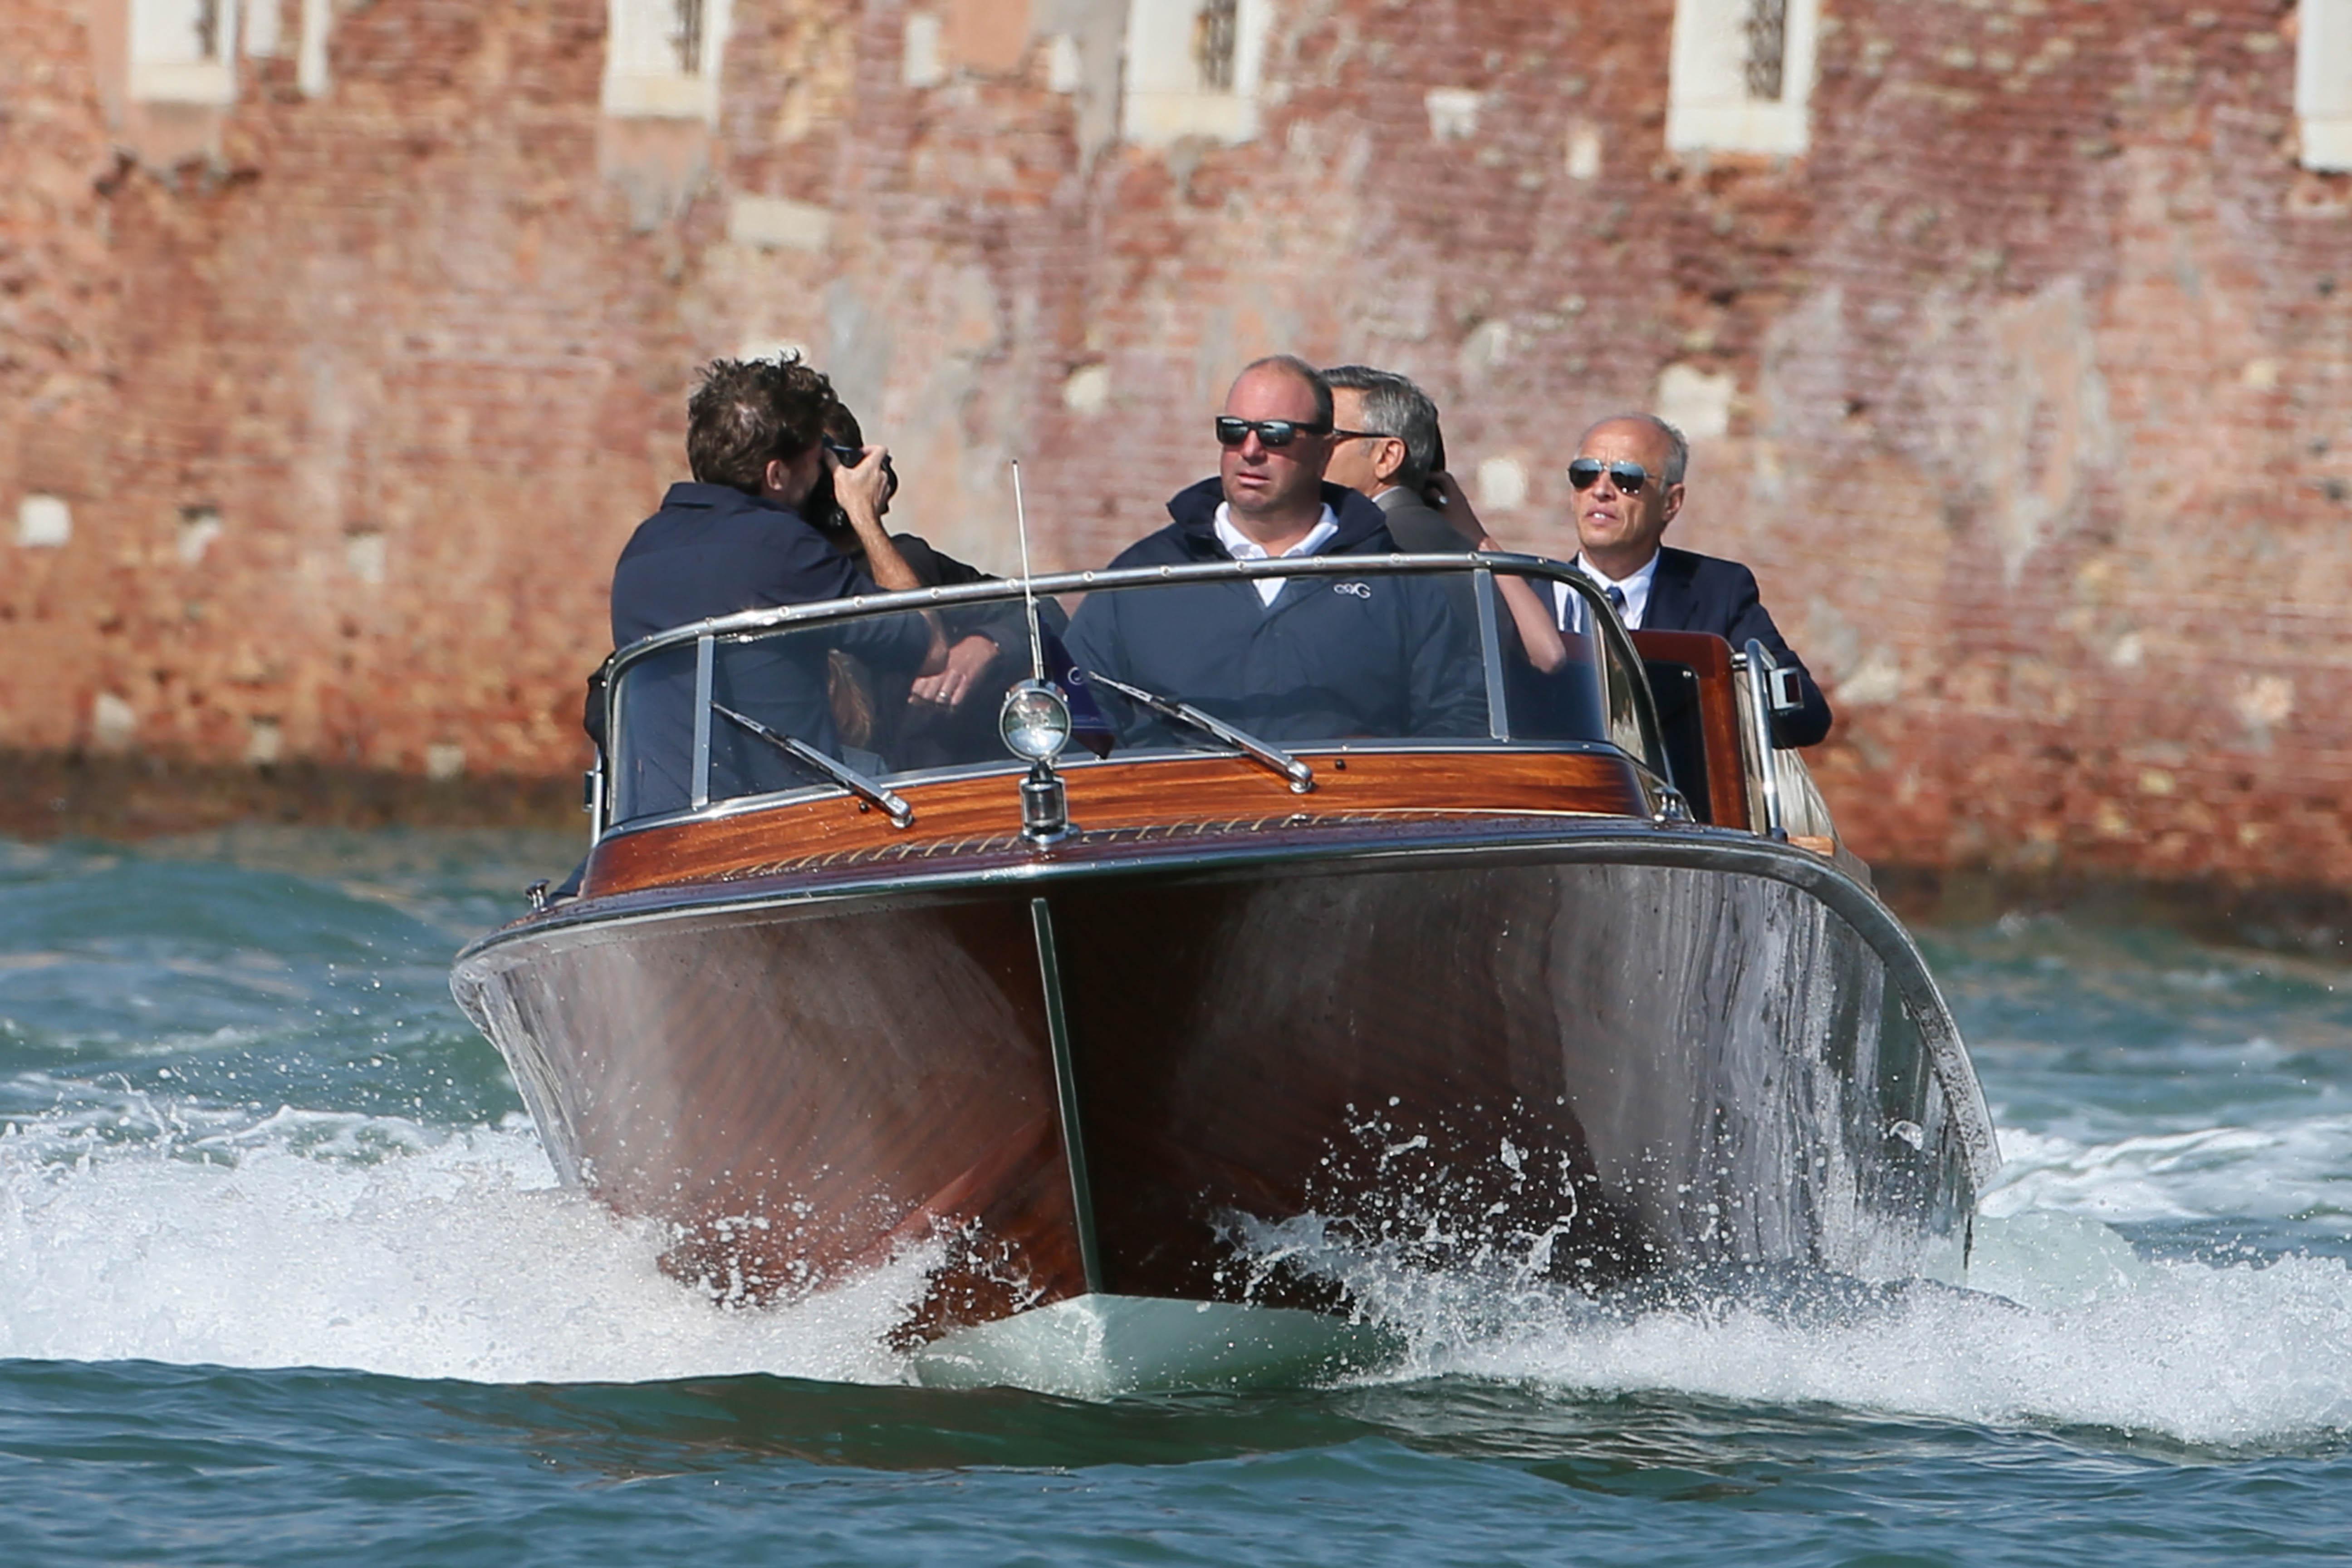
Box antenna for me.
[1012,459,1046,685]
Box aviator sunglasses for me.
[1566,458,1662,494]
[1215,416,1334,448]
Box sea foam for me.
[0,1111,923,1387]
[2,1099,2347,1447]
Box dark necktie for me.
[1605,584,1627,617]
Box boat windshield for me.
[600,557,1652,828]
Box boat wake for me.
[0,1098,2346,1447]
[0,1108,927,1387]
[1225,1093,2352,1448]
[1984,1116,2352,1232]
[1230,1203,2352,1447]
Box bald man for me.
[1064,354,1484,743]
[1553,413,1832,747]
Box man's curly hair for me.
[685,353,840,493]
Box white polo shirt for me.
[1215,503,1341,606]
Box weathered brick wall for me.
[4,0,2348,884]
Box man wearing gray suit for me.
[1320,366,1469,552]
[1322,364,1566,672]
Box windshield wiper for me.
[1080,672,1314,794]
[713,704,915,828]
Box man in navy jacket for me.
[1549,414,1833,748]
[604,357,945,817]
[1067,356,1484,744]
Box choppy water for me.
[1,830,2347,1565]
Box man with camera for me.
[598,355,947,814]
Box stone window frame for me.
[2301,0,2352,172]
[128,0,241,106]
[1119,0,1274,147]
[603,0,733,122]
[1666,0,1820,157]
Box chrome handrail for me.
[1738,638,1787,842]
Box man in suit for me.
[1321,364,1569,674]
[1322,365,1466,552]
[1548,413,1833,747]
[800,399,1067,769]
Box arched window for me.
[603,0,731,121]
[129,0,239,104]
[2302,0,2352,171]
[1666,0,1818,157]
[1121,0,1271,146]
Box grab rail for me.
[596,554,1671,835]
[1737,639,1787,842]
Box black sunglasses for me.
[1215,416,1333,448]
[1566,458,1659,494]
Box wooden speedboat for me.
[452,555,1998,1396]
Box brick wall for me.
[3,0,2347,884]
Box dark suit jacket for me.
[1638,545,1833,747]
[817,526,1068,769]
[1372,485,1474,553]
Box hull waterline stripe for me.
[1030,895,1104,1294]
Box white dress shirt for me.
[1214,503,1341,606]
[1552,550,1660,631]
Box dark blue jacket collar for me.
[1161,476,1395,559]
[658,481,806,521]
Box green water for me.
[1,829,2347,1564]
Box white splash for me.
[0,1112,926,1387]
[1233,1111,2352,1447]
[5,1085,2349,1447]
[1416,1245,2352,1447]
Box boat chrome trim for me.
[1736,637,1786,841]
[593,554,1671,834]
[688,634,715,811]
[714,702,915,828]
[604,553,1626,658]
[456,821,1999,1191]
[585,739,1639,845]
[1473,568,1512,744]
[1029,896,1103,1293]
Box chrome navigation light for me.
[1000,679,1073,763]
[1000,680,1073,843]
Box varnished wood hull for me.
[452,802,1997,1349]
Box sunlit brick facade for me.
[5,0,2349,883]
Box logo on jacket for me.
[1333,581,1372,599]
